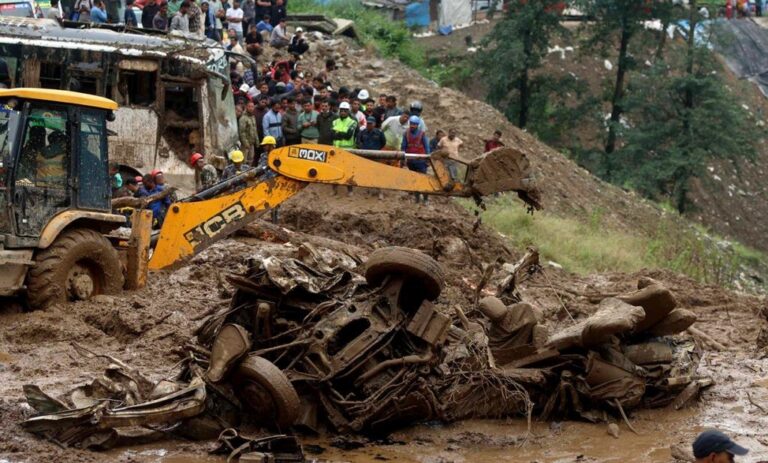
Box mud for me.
[1,185,767,462]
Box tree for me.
[477,0,565,130]
[614,31,760,212]
[576,0,655,156]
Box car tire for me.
[364,246,445,301]
[235,354,300,429]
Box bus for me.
[0,16,239,188]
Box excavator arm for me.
[148,144,540,270]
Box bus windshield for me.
[0,1,35,17]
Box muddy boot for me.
[333,185,339,196]
[347,186,354,197]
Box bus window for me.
[0,57,16,88]
[40,62,64,89]
[117,70,156,107]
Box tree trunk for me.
[684,0,697,114]
[518,26,533,129]
[605,18,631,155]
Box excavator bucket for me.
[465,147,542,210]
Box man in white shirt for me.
[226,0,244,40]
[270,17,289,48]
[381,112,410,151]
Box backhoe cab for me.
[0,88,125,308]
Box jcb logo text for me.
[184,203,247,247]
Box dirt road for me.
[1,188,766,462]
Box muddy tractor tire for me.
[235,354,300,428]
[26,228,124,309]
[364,246,445,301]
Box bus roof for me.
[0,88,118,110]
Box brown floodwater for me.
[110,408,707,463]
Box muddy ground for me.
[1,186,767,462]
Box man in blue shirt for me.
[135,174,167,227]
[256,14,272,33]
[90,0,108,23]
[262,99,283,146]
[124,0,138,25]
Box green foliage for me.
[289,0,425,69]
[613,43,760,211]
[462,196,766,288]
[476,0,566,129]
[523,72,598,145]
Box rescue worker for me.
[113,176,140,198]
[409,100,428,132]
[190,152,219,192]
[402,115,430,204]
[136,174,166,228]
[36,130,68,189]
[331,101,357,196]
[257,136,280,223]
[239,100,260,163]
[109,162,123,192]
[693,429,748,462]
[221,149,249,191]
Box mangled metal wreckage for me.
[21,245,710,460]
[0,17,240,185]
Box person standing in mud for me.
[239,100,260,163]
[221,149,249,191]
[331,101,357,196]
[693,429,748,462]
[484,130,504,152]
[402,115,431,204]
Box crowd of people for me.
[106,11,507,222]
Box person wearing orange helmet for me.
[189,152,219,192]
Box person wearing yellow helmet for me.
[256,136,277,177]
[221,149,250,190]
[257,135,281,224]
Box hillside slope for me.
[316,42,667,232]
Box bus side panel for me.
[107,106,159,173]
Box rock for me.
[607,423,620,439]
[369,59,384,69]
[91,295,117,304]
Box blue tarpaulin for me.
[405,1,430,27]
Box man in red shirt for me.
[484,130,505,153]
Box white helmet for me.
[357,89,370,100]
[339,101,351,110]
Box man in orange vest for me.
[401,115,431,204]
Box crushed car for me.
[20,243,711,458]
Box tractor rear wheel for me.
[26,228,124,309]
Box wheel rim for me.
[241,381,278,419]
[66,262,99,301]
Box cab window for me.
[16,107,69,189]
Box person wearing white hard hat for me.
[288,26,309,56]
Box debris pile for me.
[19,244,711,458]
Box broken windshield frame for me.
[0,109,20,187]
